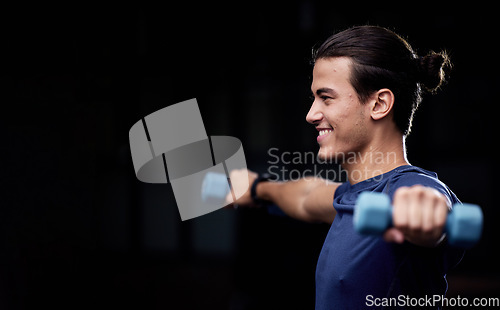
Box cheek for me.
[328,109,368,146]
[325,110,353,135]
[323,107,348,129]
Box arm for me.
[227,169,339,224]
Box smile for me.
[319,129,333,136]
[317,128,333,143]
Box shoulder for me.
[386,165,459,205]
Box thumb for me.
[225,193,233,205]
[383,228,405,244]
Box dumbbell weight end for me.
[354,192,483,248]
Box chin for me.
[318,143,351,164]
[317,146,335,162]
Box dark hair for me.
[313,25,451,136]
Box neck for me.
[341,134,410,184]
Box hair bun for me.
[417,51,452,93]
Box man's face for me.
[306,57,372,161]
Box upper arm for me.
[302,180,340,224]
[390,174,458,207]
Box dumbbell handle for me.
[353,192,483,248]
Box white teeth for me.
[319,129,333,136]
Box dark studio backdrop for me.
[1,3,498,309]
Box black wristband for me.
[250,173,271,205]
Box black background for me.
[1,3,498,309]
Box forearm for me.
[256,177,339,223]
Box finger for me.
[422,190,449,241]
[225,192,233,204]
[392,187,410,232]
[420,196,435,235]
[383,228,405,244]
[433,199,449,237]
[407,187,423,232]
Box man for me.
[228,26,462,309]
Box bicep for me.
[302,181,340,224]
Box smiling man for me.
[228,26,463,309]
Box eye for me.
[320,95,333,102]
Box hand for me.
[383,185,450,247]
[225,169,259,208]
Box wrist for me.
[251,173,271,205]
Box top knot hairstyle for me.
[313,25,452,136]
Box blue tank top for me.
[315,165,464,309]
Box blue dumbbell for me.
[201,171,232,204]
[353,192,483,248]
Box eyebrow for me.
[314,87,338,97]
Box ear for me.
[370,88,395,121]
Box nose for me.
[306,99,322,125]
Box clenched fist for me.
[384,185,450,247]
[225,169,259,207]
